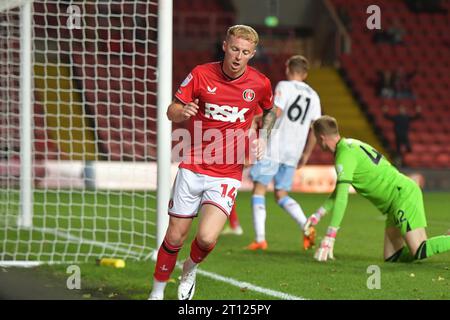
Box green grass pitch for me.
[1,191,449,299]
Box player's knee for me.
[195,234,216,250]
[274,191,288,203]
[164,234,184,248]
[274,193,282,203]
[253,183,266,196]
[165,228,188,247]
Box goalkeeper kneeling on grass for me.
[304,115,450,262]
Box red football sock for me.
[229,204,240,229]
[153,237,182,282]
[190,237,215,264]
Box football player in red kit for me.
[149,25,276,300]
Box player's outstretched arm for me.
[314,182,350,262]
[304,187,337,234]
[167,99,199,123]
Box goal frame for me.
[3,0,172,263]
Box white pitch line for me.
[34,227,305,300]
[0,261,43,268]
[193,267,305,300]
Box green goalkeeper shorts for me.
[385,180,427,236]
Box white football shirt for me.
[265,80,321,166]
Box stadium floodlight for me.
[0,0,171,266]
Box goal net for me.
[0,0,169,264]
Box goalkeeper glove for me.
[303,207,326,236]
[314,226,338,262]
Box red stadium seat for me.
[335,0,450,168]
[435,154,450,168]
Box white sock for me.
[183,257,197,274]
[150,278,167,297]
[252,195,266,242]
[278,196,307,230]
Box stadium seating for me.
[331,0,450,168]
[0,99,58,183]
[31,1,332,164]
[32,1,235,162]
[37,1,158,161]
[30,1,448,168]
[0,32,59,165]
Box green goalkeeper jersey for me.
[324,138,413,229]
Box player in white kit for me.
[246,55,322,251]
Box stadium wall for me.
[1,160,444,192]
[2,160,337,192]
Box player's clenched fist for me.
[181,99,199,121]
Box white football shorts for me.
[168,168,241,218]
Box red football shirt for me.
[174,62,273,180]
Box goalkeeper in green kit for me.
[305,115,450,262]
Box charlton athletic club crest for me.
[242,89,255,102]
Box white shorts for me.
[168,168,241,218]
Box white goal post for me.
[0,0,171,264]
[156,0,172,259]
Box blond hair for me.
[313,115,340,136]
[286,55,309,74]
[226,25,259,46]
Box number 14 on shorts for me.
[220,184,236,208]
